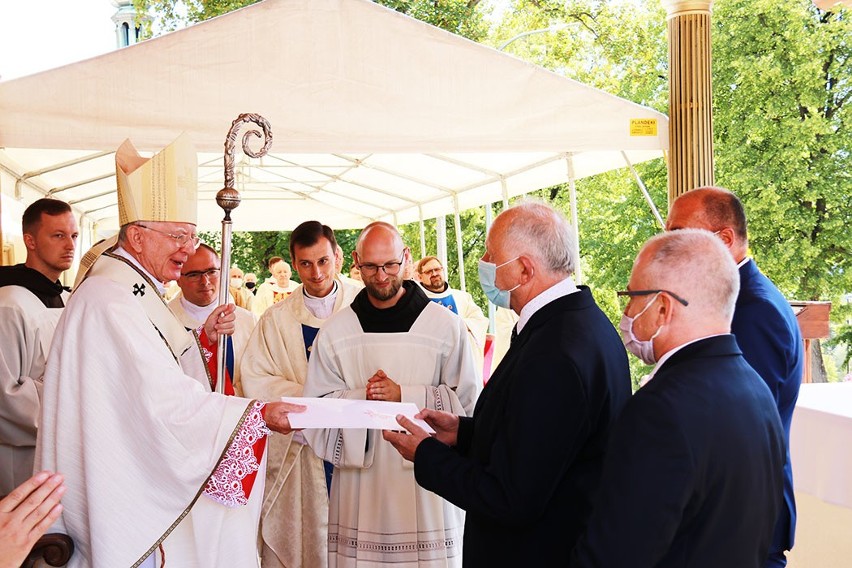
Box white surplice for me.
[0,285,65,494]
[304,297,480,567]
[240,279,360,568]
[36,251,268,567]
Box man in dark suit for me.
[666,186,804,567]
[383,201,632,567]
[571,229,786,568]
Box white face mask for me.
[230,277,243,289]
[619,292,663,365]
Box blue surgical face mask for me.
[478,257,520,309]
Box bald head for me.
[356,222,404,256]
[490,201,577,277]
[354,222,410,308]
[635,229,739,326]
[666,186,748,261]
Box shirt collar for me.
[639,333,727,388]
[516,276,579,334]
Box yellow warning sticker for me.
[630,119,658,136]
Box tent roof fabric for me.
[0,0,668,231]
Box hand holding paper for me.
[282,397,435,433]
[383,415,431,462]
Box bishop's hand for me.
[264,401,306,435]
[203,303,236,342]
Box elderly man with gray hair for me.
[384,201,631,567]
[570,229,786,568]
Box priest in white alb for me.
[35,133,302,568]
[303,222,480,567]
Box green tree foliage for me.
[712,0,852,368]
[713,0,851,300]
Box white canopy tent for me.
[0,0,668,284]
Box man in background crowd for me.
[229,264,254,312]
[245,272,259,294]
[0,198,77,495]
[254,257,298,316]
[416,255,488,378]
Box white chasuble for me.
[35,252,268,568]
[304,285,480,568]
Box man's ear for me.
[715,227,735,250]
[125,225,145,254]
[23,233,36,252]
[654,293,675,327]
[517,255,535,285]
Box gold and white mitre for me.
[115,132,198,226]
[75,133,199,288]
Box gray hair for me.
[641,229,739,322]
[501,201,577,276]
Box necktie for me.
[510,324,518,345]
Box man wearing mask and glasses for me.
[36,134,303,568]
[383,201,630,567]
[169,243,258,396]
[570,229,785,568]
[303,221,480,567]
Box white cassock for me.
[240,279,360,568]
[0,285,66,494]
[36,250,270,568]
[304,283,480,567]
[168,291,258,396]
[419,283,489,380]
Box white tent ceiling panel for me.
[0,0,668,234]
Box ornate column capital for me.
[661,0,714,18]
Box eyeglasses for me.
[358,253,405,276]
[420,267,443,276]
[617,289,689,308]
[137,224,201,250]
[181,268,220,281]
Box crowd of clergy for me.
[0,134,802,568]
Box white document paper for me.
[282,397,435,433]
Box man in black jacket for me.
[384,201,632,567]
[570,229,785,568]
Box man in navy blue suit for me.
[383,201,632,567]
[667,186,804,567]
[571,229,786,568]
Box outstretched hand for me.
[264,401,307,435]
[0,471,65,568]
